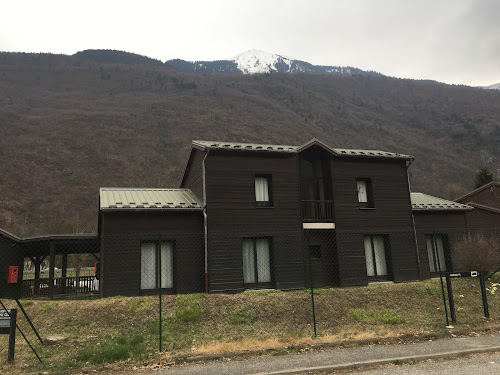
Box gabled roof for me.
[100,188,203,211]
[192,140,297,153]
[192,138,414,161]
[411,192,473,212]
[0,227,97,243]
[454,182,500,203]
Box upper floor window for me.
[357,178,374,208]
[255,175,273,207]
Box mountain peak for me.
[228,50,293,74]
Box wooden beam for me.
[48,242,55,299]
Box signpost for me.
[445,271,489,323]
[0,309,17,362]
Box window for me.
[364,235,389,278]
[426,235,447,273]
[140,241,173,290]
[242,238,272,287]
[357,178,374,208]
[255,175,272,207]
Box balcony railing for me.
[21,276,99,299]
[301,200,335,222]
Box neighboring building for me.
[0,228,99,298]
[411,193,472,279]
[98,188,205,297]
[455,182,500,232]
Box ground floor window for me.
[426,235,447,273]
[242,238,272,288]
[364,235,389,279]
[140,241,173,290]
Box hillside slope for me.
[0,52,499,235]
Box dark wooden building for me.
[98,188,205,297]
[411,193,472,279]
[455,182,500,233]
[179,139,419,293]
[0,228,99,299]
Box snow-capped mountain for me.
[165,50,378,76]
[483,83,500,90]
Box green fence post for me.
[306,230,317,337]
[158,233,162,352]
[434,230,450,327]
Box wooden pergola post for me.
[48,242,55,299]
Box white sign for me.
[0,310,11,327]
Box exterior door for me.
[242,238,272,289]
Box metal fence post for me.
[158,233,162,352]
[434,230,450,327]
[306,230,317,337]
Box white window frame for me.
[140,241,174,290]
[255,175,272,207]
[242,238,272,286]
[364,235,388,278]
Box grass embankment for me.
[0,278,499,374]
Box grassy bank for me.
[0,278,499,374]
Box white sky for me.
[1,0,499,86]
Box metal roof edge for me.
[465,202,500,214]
[0,227,22,242]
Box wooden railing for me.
[301,200,335,222]
[22,276,99,298]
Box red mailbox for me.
[8,266,18,284]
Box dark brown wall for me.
[205,151,305,292]
[181,148,205,203]
[413,211,468,279]
[331,158,418,286]
[457,184,500,209]
[100,211,204,297]
[0,235,24,298]
[464,208,500,233]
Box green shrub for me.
[350,308,406,324]
[177,293,205,306]
[175,305,202,322]
[130,298,155,313]
[229,307,258,324]
[77,335,145,364]
[39,302,58,312]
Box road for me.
[322,352,500,374]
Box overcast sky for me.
[1,0,499,86]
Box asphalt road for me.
[127,332,500,375]
[329,352,500,374]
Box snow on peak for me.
[229,50,294,74]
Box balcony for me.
[301,200,335,222]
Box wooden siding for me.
[464,208,500,232]
[456,184,500,209]
[0,235,24,298]
[303,230,338,287]
[100,211,204,297]
[205,151,302,232]
[204,151,304,292]
[413,212,468,280]
[330,158,418,286]
[181,148,205,203]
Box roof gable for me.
[100,188,203,211]
[411,192,473,211]
[455,182,500,203]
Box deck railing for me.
[301,200,335,222]
[21,276,99,298]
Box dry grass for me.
[0,279,499,374]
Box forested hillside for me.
[0,51,499,235]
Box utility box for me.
[7,266,18,284]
